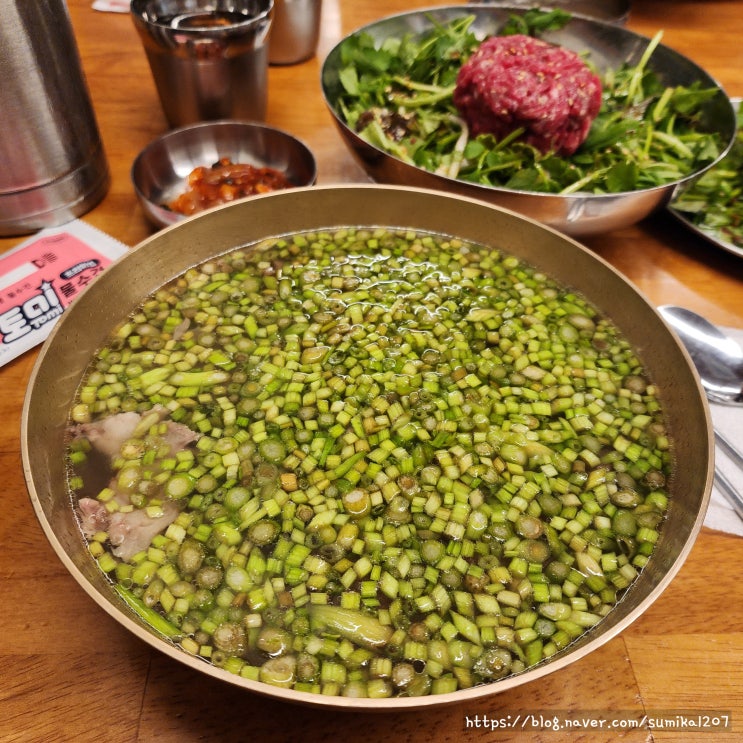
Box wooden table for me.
[2,1,743,741]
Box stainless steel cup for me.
[131,0,273,128]
[269,0,322,65]
[0,0,110,237]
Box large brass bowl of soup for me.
[22,185,712,709]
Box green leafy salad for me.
[671,102,743,250]
[332,11,726,195]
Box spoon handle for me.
[713,466,743,521]
[715,431,743,473]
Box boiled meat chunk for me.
[72,406,199,459]
[72,407,199,561]
[78,497,110,537]
[108,501,180,561]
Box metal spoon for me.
[658,305,743,519]
[658,305,743,404]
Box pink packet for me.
[0,220,128,367]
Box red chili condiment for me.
[167,158,294,216]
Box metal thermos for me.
[0,0,109,236]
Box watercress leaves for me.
[332,12,725,196]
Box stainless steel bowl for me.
[320,5,735,237]
[131,120,317,228]
[22,184,712,709]
[471,0,631,25]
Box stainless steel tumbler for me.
[131,0,274,128]
[269,0,322,65]
[0,0,110,237]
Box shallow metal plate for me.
[668,99,743,259]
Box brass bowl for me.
[22,185,712,709]
[320,5,736,237]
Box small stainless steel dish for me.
[23,184,712,710]
[320,5,735,237]
[131,120,317,228]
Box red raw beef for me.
[453,34,602,156]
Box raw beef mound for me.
[453,34,603,156]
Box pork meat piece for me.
[72,406,199,460]
[73,410,143,460]
[108,500,179,561]
[78,497,111,537]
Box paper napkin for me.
[705,327,743,537]
[92,1,129,12]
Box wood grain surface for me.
[1,2,742,741]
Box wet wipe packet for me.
[0,220,128,367]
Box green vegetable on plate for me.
[333,11,724,195]
[671,102,743,249]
